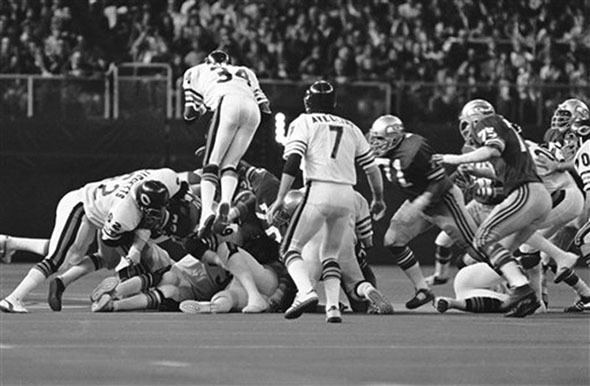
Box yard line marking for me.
[0,344,15,349]
[2,344,587,350]
[150,361,190,368]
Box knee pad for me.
[321,258,341,281]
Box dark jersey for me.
[376,133,452,201]
[471,115,541,193]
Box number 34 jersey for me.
[574,140,590,192]
[182,63,268,111]
[284,113,376,185]
[472,115,541,194]
[376,133,452,202]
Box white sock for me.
[323,277,340,309]
[9,268,46,301]
[219,170,238,207]
[499,261,529,288]
[287,258,313,294]
[404,262,428,290]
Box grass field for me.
[1,264,589,386]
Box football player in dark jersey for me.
[435,99,559,317]
[368,115,485,310]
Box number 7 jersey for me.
[182,63,268,111]
[283,113,376,185]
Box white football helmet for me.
[458,99,495,140]
[273,189,304,227]
[367,115,405,156]
[550,98,589,133]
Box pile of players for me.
[1,49,589,320]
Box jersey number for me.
[582,153,590,167]
[211,67,251,85]
[392,159,411,187]
[329,125,343,158]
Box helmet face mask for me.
[136,180,170,229]
[550,98,590,133]
[304,81,336,113]
[368,115,405,156]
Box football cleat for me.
[325,305,342,323]
[48,277,66,312]
[563,296,590,313]
[91,294,114,312]
[425,274,449,286]
[179,300,213,314]
[405,288,435,310]
[434,297,450,313]
[242,297,269,313]
[212,202,230,235]
[504,284,540,317]
[0,235,15,264]
[90,276,119,303]
[364,288,394,314]
[0,297,28,313]
[197,214,216,239]
[284,289,319,319]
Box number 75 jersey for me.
[283,113,376,185]
[182,63,268,111]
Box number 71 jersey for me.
[283,113,376,185]
[182,63,267,111]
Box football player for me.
[268,80,386,323]
[0,168,181,313]
[182,50,271,239]
[435,99,572,317]
[428,160,503,285]
[368,114,495,310]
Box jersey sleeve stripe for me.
[283,147,306,158]
[357,229,373,239]
[426,168,445,181]
[356,216,371,227]
[580,170,590,176]
[484,138,505,152]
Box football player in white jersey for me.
[182,50,271,239]
[268,81,386,323]
[0,168,181,313]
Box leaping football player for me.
[182,50,271,239]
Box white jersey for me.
[284,113,376,185]
[83,168,181,230]
[526,140,574,193]
[574,140,590,192]
[182,63,268,111]
[352,191,372,244]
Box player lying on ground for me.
[0,169,182,313]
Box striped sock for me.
[464,297,503,313]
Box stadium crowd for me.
[0,0,588,85]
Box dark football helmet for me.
[135,180,170,228]
[367,115,405,156]
[303,80,336,113]
[205,50,230,65]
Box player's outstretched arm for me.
[364,164,386,220]
[434,146,500,166]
